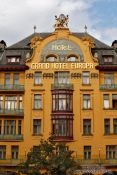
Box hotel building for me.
[0,14,117,174]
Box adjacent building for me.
[0,14,117,174]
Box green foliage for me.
[20,139,76,175]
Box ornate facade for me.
[0,15,117,174]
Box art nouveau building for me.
[0,15,117,174]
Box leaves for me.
[20,139,76,175]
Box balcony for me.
[0,158,25,166]
[0,134,23,141]
[0,109,24,117]
[100,84,117,90]
[51,83,73,90]
[0,84,24,93]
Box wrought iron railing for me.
[51,83,73,90]
[0,84,24,91]
[100,84,117,90]
[0,109,24,116]
[0,134,23,140]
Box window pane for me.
[34,72,42,85]
[82,72,90,84]
[33,119,41,135]
[14,73,19,85]
[5,73,10,85]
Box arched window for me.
[67,54,79,62]
[46,54,58,62]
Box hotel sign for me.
[31,63,94,70]
[51,44,72,51]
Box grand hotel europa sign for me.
[30,39,94,70]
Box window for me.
[106,146,116,159]
[103,56,113,63]
[34,95,42,109]
[5,73,10,85]
[83,94,91,109]
[46,56,57,62]
[84,146,91,160]
[104,119,110,134]
[0,96,3,109]
[14,73,19,85]
[104,73,114,85]
[11,146,19,159]
[83,119,91,135]
[112,94,117,109]
[103,94,109,109]
[52,93,72,111]
[34,72,42,85]
[67,55,78,62]
[55,72,70,84]
[33,119,41,135]
[18,120,22,135]
[5,96,17,110]
[0,146,6,159]
[82,72,90,85]
[7,56,20,63]
[52,117,73,137]
[4,120,16,135]
[19,96,23,109]
[113,119,117,134]
[0,120,2,134]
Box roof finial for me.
[33,25,37,34]
[84,25,87,33]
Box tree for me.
[20,138,77,175]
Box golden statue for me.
[54,14,69,28]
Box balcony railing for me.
[0,84,24,91]
[100,84,117,90]
[0,109,24,116]
[0,158,26,165]
[51,83,73,90]
[76,159,117,165]
[0,134,23,140]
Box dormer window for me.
[46,54,58,62]
[67,54,79,62]
[7,56,20,64]
[103,56,113,64]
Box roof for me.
[8,32,111,49]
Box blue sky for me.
[0,0,117,46]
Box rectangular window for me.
[34,95,42,109]
[19,96,23,109]
[52,93,72,112]
[4,120,16,135]
[83,94,91,109]
[113,119,117,134]
[103,94,109,109]
[55,72,70,84]
[14,73,19,85]
[5,73,10,85]
[11,146,19,159]
[83,119,91,135]
[5,96,17,110]
[0,96,3,109]
[104,56,113,63]
[33,119,41,135]
[104,73,114,85]
[0,120,2,134]
[7,56,20,63]
[104,119,110,134]
[34,72,42,85]
[84,146,91,160]
[82,72,90,85]
[0,145,6,159]
[112,94,117,109]
[106,145,116,159]
[18,120,22,135]
[52,118,73,137]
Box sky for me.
[0,0,117,46]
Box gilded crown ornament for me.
[54,14,69,29]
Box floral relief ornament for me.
[54,14,69,28]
